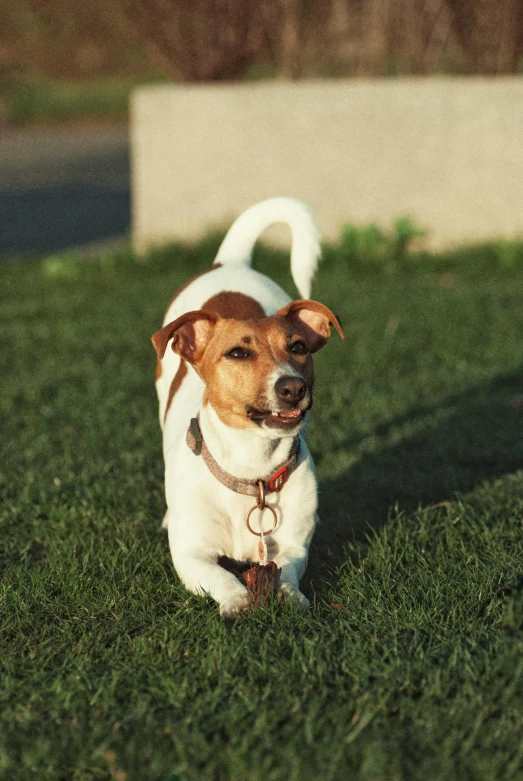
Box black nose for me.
[275,376,307,407]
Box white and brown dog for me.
[152,198,344,617]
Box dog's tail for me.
[213,197,321,299]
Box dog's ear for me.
[277,300,345,353]
[152,310,218,364]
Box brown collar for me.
[186,416,300,497]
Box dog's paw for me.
[278,582,310,609]
[220,592,250,619]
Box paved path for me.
[0,125,129,255]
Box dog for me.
[152,198,344,617]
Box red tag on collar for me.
[268,466,288,493]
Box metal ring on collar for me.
[257,479,266,508]
[245,504,278,537]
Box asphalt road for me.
[0,125,130,255]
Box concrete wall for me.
[131,78,523,252]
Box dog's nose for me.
[275,376,307,407]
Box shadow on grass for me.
[309,366,523,577]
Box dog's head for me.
[152,300,344,434]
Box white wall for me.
[131,78,523,252]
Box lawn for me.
[1,238,523,780]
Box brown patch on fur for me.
[164,359,188,422]
[202,291,266,320]
[163,263,222,321]
[262,318,316,391]
[155,358,162,381]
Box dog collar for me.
[186,415,300,497]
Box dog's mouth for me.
[246,406,308,429]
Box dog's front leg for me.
[171,544,249,618]
[273,546,310,609]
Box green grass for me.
[2,238,523,780]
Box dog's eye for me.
[225,346,252,360]
[289,341,309,355]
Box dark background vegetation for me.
[3,0,523,81]
[1,0,523,124]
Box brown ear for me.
[151,310,218,364]
[277,300,345,353]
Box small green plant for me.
[492,237,523,268]
[392,216,426,261]
[340,216,425,273]
[41,253,82,279]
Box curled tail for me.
[214,197,321,299]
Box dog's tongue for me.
[276,409,302,419]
